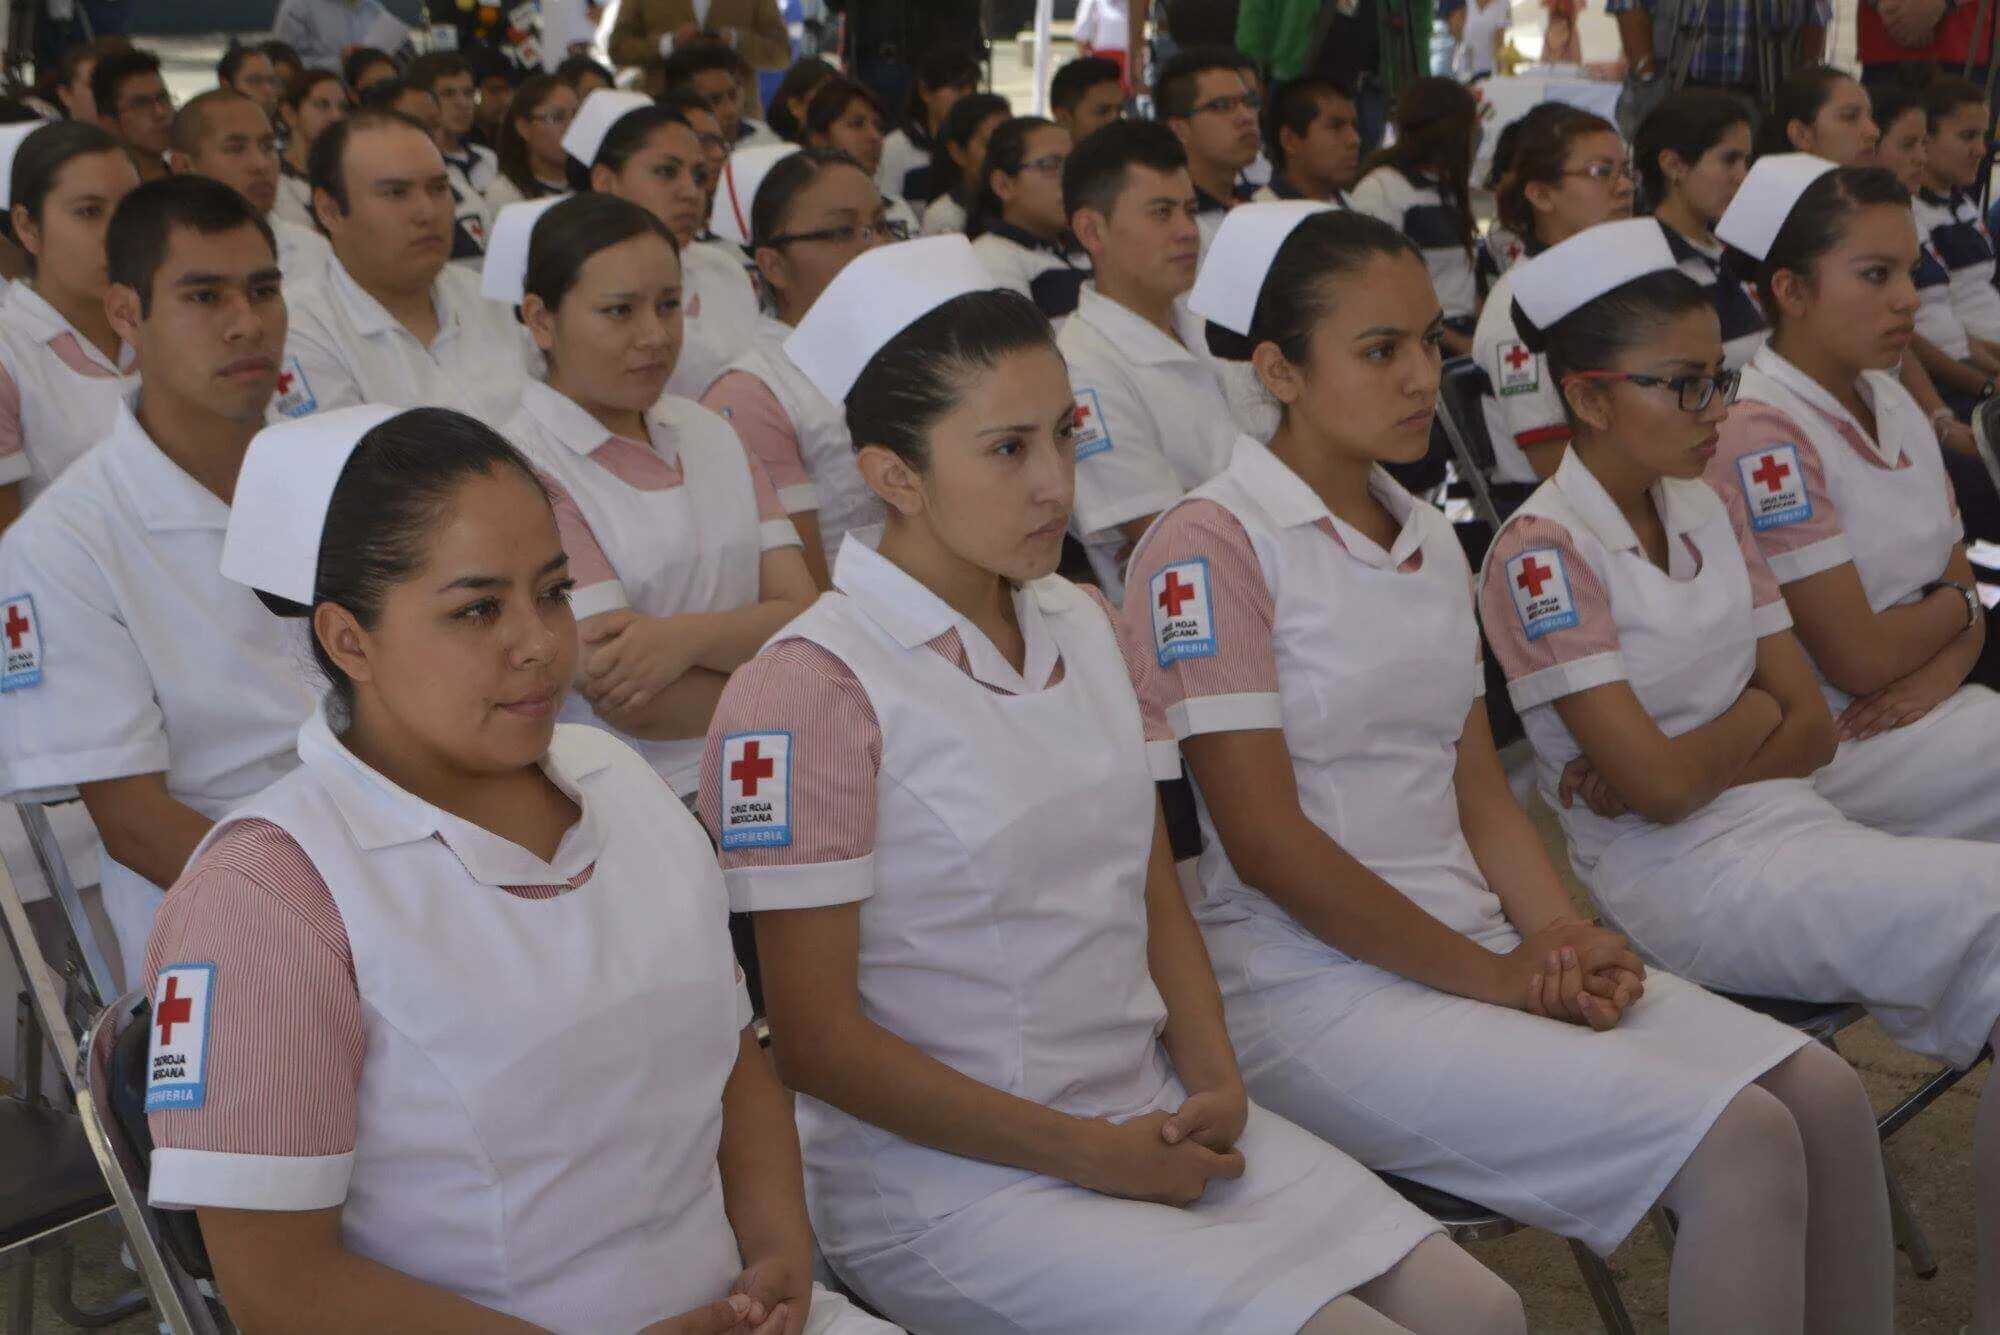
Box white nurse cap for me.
[710,143,800,247]
[480,196,569,305]
[1187,200,1336,335]
[784,234,994,403]
[1715,153,1838,261]
[562,89,653,167]
[0,120,51,211]
[221,404,403,606]
[1512,218,1678,330]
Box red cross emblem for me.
[155,975,194,1045]
[3,603,28,650]
[1750,453,1792,493]
[275,369,294,395]
[1073,401,1093,428]
[1504,345,1533,372]
[731,740,776,796]
[1158,570,1196,617]
[1516,556,1553,597]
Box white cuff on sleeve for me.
[1764,534,1852,585]
[776,482,821,514]
[760,518,804,550]
[1752,600,1794,638]
[149,1147,352,1212]
[725,853,875,912]
[1167,691,1283,738]
[1504,650,1627,712]
[569,580,631,621]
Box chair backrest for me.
[15,797,120,1011]
[1436,357,1506,531]
[78,993,223,1335]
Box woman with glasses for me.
[1484,217,2000,1331]
[1635,90,1766,372]
[1128,204,1882,1335]
[701,147,894,586]
[490,75,580,207]
[275,69,348,229]
[1471,106,1632,485]
[921,91,1011,237]
[803,77,920,240]
[562,91,761,401]
[489,194,816,798]
[1709,157,2000,841]
[967,116,1090,319]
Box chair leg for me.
[6,1249,35,1335]
[1567,1237,1639,1335]
[1885,1162,1939,1279]
[43,1239,145,1328]
[1648,1204,1679,1261]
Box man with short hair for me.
[93,47,174,182]
[1154,47,1260,253]
[282,109,533,424]
[406,51,500,203]
[0,175,311,984]
[217,44,284,120]
[1052,55,1128,145]
[272,0,410,72]
[660,45,785,148]
[1058,119,1247,597]
[360,79,489,263]
[1256,75,1360,204]
[171,90,334,287]
[57,36,130,125]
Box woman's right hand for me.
[641,1294,758,1335]
[1503,921,1645,1031]
[1074,1110,1247,1206]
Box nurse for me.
[562,90,761,401]
[700,146,892,586]
[1471,107,1630,486]
[966,116,1092,320]
[0,119,140,523]
[273,68,346,230]
[800,77,920,236]
[1480,221,2000,1329]
[1634,90,1766,371]
[1129,207,1891,1333]
[1709,156,2000,840]
[700,233,1524,1335]
[143,403,899,1335]
[486,194,815,798]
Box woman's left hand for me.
[580,615,702,713]
[1162,1081,1250,1155]
[1835,659,1958,742]
[732,1254,811,1335]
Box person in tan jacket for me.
[608,0,791,71]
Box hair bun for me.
[1716,242,1761,286]
[1509,298,1551,355]
[1205,320,1257,362]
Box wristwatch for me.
[1927,578,1981,632]
[1980,378,1997,401]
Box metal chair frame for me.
[1435,357,1508,535]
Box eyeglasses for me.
[525,107,574,127]
[119,90,174,115]
[765,218,911,247]
[1562,160,1636,183]
[1190,91,1262,117]
[1018,152,1068,175]
[1569,368,1741,412]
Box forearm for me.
[1731,699,1834,786]
[1460,782,1575,935]
[1914,335,1988,396]
[1646,691,1780,819]
[1141,813,1240,1096]
[718,1032,814,1270]
[79,783,213,890]
[1614,8,1655,65]
[1901,353,1950,418]
[1810,586,1967,694]
[601,667,731,741]
[677,600,812,675]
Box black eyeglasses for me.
[764,218,910,247]
[1190,90,1261,117]
[1569,368,1742,412]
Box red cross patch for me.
[719,731,792,850]
[1735,443,1812,531]
[0,594,40,691]
[1506,547,1579,641]
[1149,558,1217,666]
[273,355,317,419]
[144,964,215,1112]
[1496,341,1540,396]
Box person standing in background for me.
[271,0,409,73]
[1075,0,1136,89]
[826,0,984,116]
[608,0,791,71]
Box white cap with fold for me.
[1715,153,1838,261]
[0,120,51,211]
[221,404,403,606]
[1187,200,1336,335]
[710,143,801,247]
[562,90,654,168]
[784,234,994,404]
[480,196,570,305]
[1512,218,1679,330]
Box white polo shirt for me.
[271,217,332,289]
[277,255,538,426]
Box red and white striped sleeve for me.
[1722,487,1797,639]
[1478,516,1624,711]
[745,450,805,552]
[702,370,816,513]
[1120,500,1282,748]
[699,638,881,912]
[538,469,626,620]
[1079,583,1178,778]
[140,818,364,1213]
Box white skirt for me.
[825,1095,1441,1335]
[1206,917,1806,1256]
[1591,777,2000,1068]
[1814,684,2000,843]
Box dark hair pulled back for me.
[3,120,124,259]
[564,103,692,191]
[1494,106,1618,240]
[1755,65,1856,159]
[523,191,675,316]
[1725,164,1909,325]
[966,114,1056,239]
[1511,270,1711,387]
[1206,209,1420,363]
[1632,88,1753,209]
[747,147,865,248]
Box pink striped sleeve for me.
[1707,404,1849,583]
[141,819,363,1167]
[700,638,881,911]
[1722,489,1796,637]
[1120,500,1281,742]
[1079,583,1173,749]
[538,469,623,612]
[702,370,814,506]
[1479,516,1625,710]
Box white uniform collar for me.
[1228,434,1429,570]
[1074,284,1207,368]
[4,282,136,373]
[517,379,681,467]
[1747,342,1905,468]
[328,252,455,343]
[295,701,613,884]
[104,391,231,533]
[831,526,1066,694]
[1550,446,1707,554]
